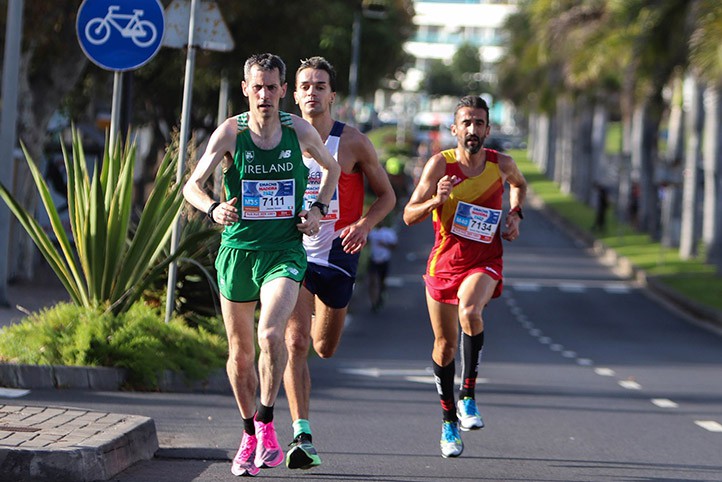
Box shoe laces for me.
[257,421,279,448]
[461,398,480,417]
[236,434,256,462]
[442,422,460,442]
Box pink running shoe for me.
[231,432,260,476]
[253,419,284,468]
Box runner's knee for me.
[313,338,338,359]
[433,338,457,365]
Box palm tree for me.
[688,0,722,270]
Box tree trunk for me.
[661,74,685,248]
[630,98,663,236]
[572,95,594,204]
[555,95,573,194]
[679,75,704,259]
[702,83,722,270]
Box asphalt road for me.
[8,204,722,482]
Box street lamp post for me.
[347,0,386,125]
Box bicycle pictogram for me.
[85,5,157,48]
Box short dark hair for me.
[244,53,286,83]
[454,95,490,122]
[296,56,337,92]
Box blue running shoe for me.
[440,421,463,458]
[457,397,484,431]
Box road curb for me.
[0,404,158,482]
[0,363,231,393]
[528,192,722,330]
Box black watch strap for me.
[310,201,329,216]
[207,202,221,223]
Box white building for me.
[399,1,519,129]
[404,0,519,76]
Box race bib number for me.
[303,175,339,222]
[241,179,295,219]
[451,201,501,243]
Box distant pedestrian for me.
[367,223,398,311]
[403,95,527,458]
[592,182,609,232]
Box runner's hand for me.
[340,223,369,254]
[502,211,521,241]
[214,197,238,225]
[297,208,322,236]
[435,175,458,206]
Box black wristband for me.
[207,202,221,223]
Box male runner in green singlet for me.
[183,53,340,477]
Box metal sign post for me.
[163,0,234,322]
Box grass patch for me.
[511,149,722,313]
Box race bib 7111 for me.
[241,179,295,219]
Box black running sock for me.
[243,416,255,436]
[459,331,484,400]
[256,404,274,424]
[433,359,457,422]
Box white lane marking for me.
[0,388,30,398]
[651,398,678,408]
[603,284,631,294]
[577,358,593,366]
[559,283,585,293]
[548,343,562,350]
[404,376,489,385]
[513,283,541,292]
[619,380,642,390]
[694,420,722,432]
[539,337,552,345]
[339,368,432,378]
[385,276,404,288]
[562,351,577,358]
[595,368,616,377]
[529,329,542,337]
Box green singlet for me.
[221,111,309,251]
[216,111,309,302]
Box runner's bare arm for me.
[498,152,527,240]
[182,118,239,224]
[403,154,452,226]
[340,129,396,254]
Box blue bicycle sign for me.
[85,6,158,48]
[77,0,164,71]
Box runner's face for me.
[451,107,490,155]
[243,66,287,119]
[294,68,335,117]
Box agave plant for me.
[0,128,204,315]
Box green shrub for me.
[0,302,227,390]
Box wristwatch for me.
[310,201,329,217]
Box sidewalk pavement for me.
[0,404,157,482]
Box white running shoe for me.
[440,421,463,458]
[457,397,485,431]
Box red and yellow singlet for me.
[424,148,505,304]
